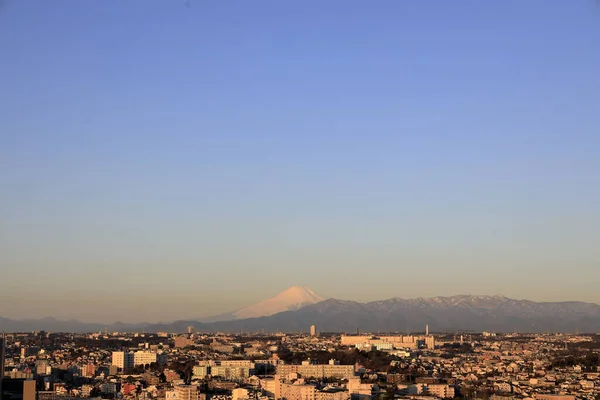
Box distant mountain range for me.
[2,290,600,333]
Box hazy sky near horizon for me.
[1,0,599,323]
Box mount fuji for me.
[4,291,600,333]
[199,285,325,322]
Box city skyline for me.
[2,325,599,400]
[2,0,600,323]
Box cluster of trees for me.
[567,338,600,351]
[441,342,474,351]
[549,351,600,371]
[126,361,165,375]
[229,335,283,343]
[166,359,196,383]
[72,338,129,350]
[440,342,474,358]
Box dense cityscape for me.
[3,327,600,400]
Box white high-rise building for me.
[310,325,316,336]
[133,351,157,366]
[111,351,134,371]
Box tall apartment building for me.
[347,378,374,400]
[210,366,253,380]
[197,360,217,367]
[424,336,435,350]
[355,340,394,351]
[192,366,211,378]
[268,379,349,400]
[35,361,52,376]
[426,384,455,399]
[310,325,317,336]
[112,350,166,370]
[134,351,158,366]
[76,364,96,378]
[277,361,354,380]
[258,377,279,398]
[220,360,255,368]
[112,351,134,371]
[174,385,200,400]
[341,336,373,346]
[280,383,316,400]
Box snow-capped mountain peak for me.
[232,285,325,319]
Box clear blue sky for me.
[1,0,599,323]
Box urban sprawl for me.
[2,328,600,400]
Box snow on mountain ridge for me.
[232,285,325,319]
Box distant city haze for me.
[1,1,599,323]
